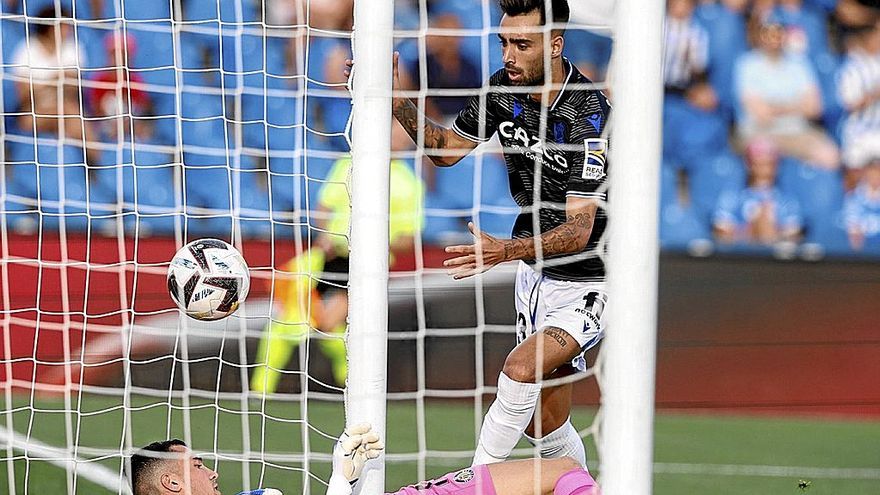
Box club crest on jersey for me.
[582,138,608,180]
[454,469,475,483]
[553,121,567,143]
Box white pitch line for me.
[653,462,880,480]
[0,426,131,494]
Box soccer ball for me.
[167,239,250,321]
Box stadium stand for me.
[3,0,880,259]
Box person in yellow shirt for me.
[251,120,424,393]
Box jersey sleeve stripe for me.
[451,121,491,143]
[566,192,606,200]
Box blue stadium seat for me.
[182,166,233,236]
[563,29,613,79]
[2,160,39,233]
[131,165,179,235]
[689,151,747,222]
[222,32,265,74]
[777,158,845,246]
[74,23,109,70]
[29,144,89,232]
[129,23,175,69]
[660,201,712,251]
[660,162,679,209]
[233,169,272,238]
[424,154,517,242]
[224,0,260,23]
[117,1,171,21]
[1,16,25,64]
[477,157,518,239]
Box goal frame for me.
[347,0,395,493]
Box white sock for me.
[472,372,542,465]
[524,418,587,466]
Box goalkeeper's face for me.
[168,445,221,495]
[499,10,562,87]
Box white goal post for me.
[600,0,664,494]
[347,0,394,493]
[0,0,662,493]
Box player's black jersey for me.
[452,59,610,282]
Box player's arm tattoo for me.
[392,97,458,164]
[543,327,569,349]
[500,204,596,262]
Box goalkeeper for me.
[130,424,600,495]
[251,120,424,392]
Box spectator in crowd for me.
[663,0,729,172]
[403,12,481,119]
[664,0,710,95]
[773,0,832,61]
[836,0,880,29]
[714,137,804,245]
[88,32,153,140]
[10,6,94,148]
[837,22,880,186]
[734,17,840,169]
[843,157,880,251]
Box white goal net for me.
[1,1,658,494]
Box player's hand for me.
[236,489,283,495]
[444,222,507,280]
[344,52,401,91]
[332,423,384,484]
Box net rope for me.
[0,1,611,494]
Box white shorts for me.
[514,261,607,372]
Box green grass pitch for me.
[1,395,878,494]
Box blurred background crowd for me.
[2,0,880,258]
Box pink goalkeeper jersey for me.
[387,466,497,495]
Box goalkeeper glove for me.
[236,490,283,495]
[332,423,384,484]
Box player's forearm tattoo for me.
[543,327,568,348]
[501,210,594,261]
[392,98,448,152]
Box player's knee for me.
[502,353,538,383]
[555,456,580,472]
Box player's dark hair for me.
[499,0,570,29]
[130,439,188,495]
[32,6,72,37]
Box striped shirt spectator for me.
[664,0,710,92]
[843,159,880,251]
[838,24,880,170]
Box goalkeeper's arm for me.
[327,423,385,495]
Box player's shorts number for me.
[582,292,606,320]
[515,312,528,344]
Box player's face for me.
[169,445,221,495]
[499,11,550,86]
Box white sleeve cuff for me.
[327,473,354,495]
[452,122,490,143]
